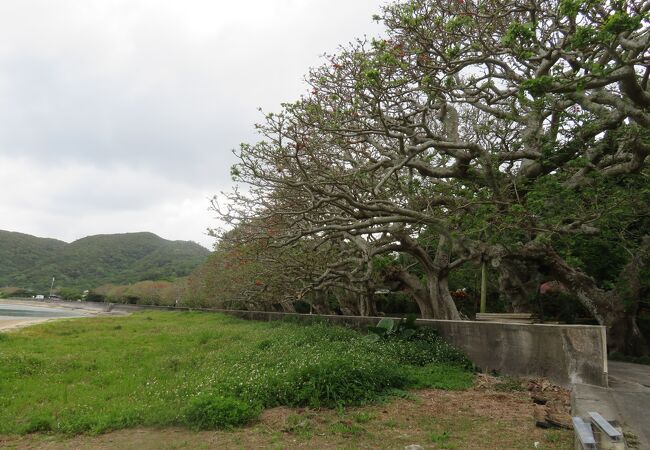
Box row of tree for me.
[195,0,650,355]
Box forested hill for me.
[0,230,210,291]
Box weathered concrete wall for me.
[210,310,608,387]
[42,300,608,387]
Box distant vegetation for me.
[0,312,472,435]
[88,279,188,305]
[0,230,209,292]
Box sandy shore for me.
[0,317,55,332]
[0,299,104,332]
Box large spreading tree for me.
[212,0,650,354]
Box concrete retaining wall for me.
[213,310,608,387]
[41,299,609,387]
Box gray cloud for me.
[0,0,383,247]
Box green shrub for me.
[185,394,261,430]
[367,315,418,341]
[373,327,473,369]
[221,322,471,409]
[21,416,52,434]
[265,356,408,408]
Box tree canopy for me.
[206,0,650,355]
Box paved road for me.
[573,361,650,449]
[607,361,650,449]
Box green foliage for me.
[521,76,555,97]
[367,315,418,341]
[56,287,83,300]
[571,26,598,49]
[0,287,35,298]
[0,312,473,435]
[429,430,453,445]
[502,22,536,49]
[185,394,261,430]
[444,15,473,33]
[259,355,409,408]
[602,11,643,35]
[0,230,209,291]
[559,0,583,19]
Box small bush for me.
[22,416,52,434]
[266,357,408,408]
[185,394,261,430]
[373,328,473,369]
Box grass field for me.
[0,312,474,436]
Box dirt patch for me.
[475,374,572,429]
[0,379,573,449]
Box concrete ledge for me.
[21,299,608,387]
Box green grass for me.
[0,312,473,435]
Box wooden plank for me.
[475,320,535,324]
[475,313,539,324]
[476,313,534,318]
[475,317,535,323]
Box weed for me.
[165,356,182,372]
[21,416,52,434]
[382,419,399,428]
[284,414,313,438]
[429,430,458,448]
[353,411,374,424]
[328,420,365,436]
[185,394,261,430]
[545,431,561,443]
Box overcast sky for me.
[0,1,383,249]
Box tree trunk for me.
[279,301,296,313]
[496,259,542,313]
[382,266,459,319]
[379,234,463,320]
[495,237,650,356]
[359,285,377,317]
[426,272,461,320]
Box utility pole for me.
[480,260,487,313]
[48,277,55,300]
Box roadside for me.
[572,361,650,449]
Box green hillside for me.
[0,231,210,291]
